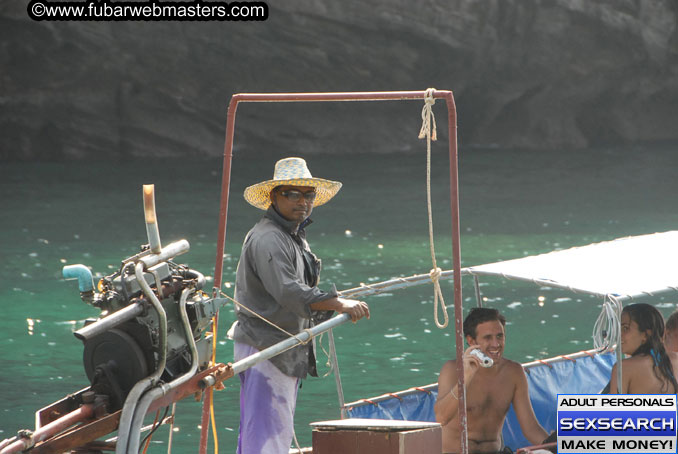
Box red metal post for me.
[0,404,95,454]
[199,97,239,454]
[202,90,467,454]
[444,92,468,454]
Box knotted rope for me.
[418,88,438,142]
[419,88,449,329]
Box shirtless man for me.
[435,308,548,454]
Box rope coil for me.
[593,295,621,351]
[419,88,449,329]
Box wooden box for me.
[311,418,442,454]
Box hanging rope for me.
[419,88,449,329]
[209,390,219,454]
[593,294,621,351]
[418,88,438,142]
[203,297,220,454]
[292,430,304,454]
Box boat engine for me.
[62,185,222,412]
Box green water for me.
[1,146,677,452]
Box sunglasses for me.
[278,189,317,202]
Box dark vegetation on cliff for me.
[1,0,677,160]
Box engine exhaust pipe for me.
[143,184,162,254]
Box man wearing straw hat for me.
[231,157,370,454]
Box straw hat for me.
[244,157,342,210]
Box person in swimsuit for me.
[435,308,548,454]
[608,303,678,394]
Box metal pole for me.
[73,302,145,341]
[230,90,451,103]
[327,329,347,419]
[199,96,239,454]
[231,314,351,375]
[474,276,483,308]
[444,92,468,454]
[0,404,95,454]
[138,240,190,268]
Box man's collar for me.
[299,217,313,230]
[265,206,313,235]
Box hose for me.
[185,268,206,291]
[115,262,169,454]
[119,261,135,305]
[62,264,95,293]
[126,288,199,453]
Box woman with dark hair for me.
[609,303,678,394]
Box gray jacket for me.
[232,206,336,378]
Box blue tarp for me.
[345,351,616,450]
[346,386,439,422]
[502,351,615,448]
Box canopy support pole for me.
[328,329,348,419]
[444,92,468,454]
[474,276,483,308]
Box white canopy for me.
[465,231,678,300]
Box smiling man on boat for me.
[435,307,548,454]
[231,157,370,454]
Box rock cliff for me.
[1,0,676,159]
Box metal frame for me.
[203,90,467,454]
